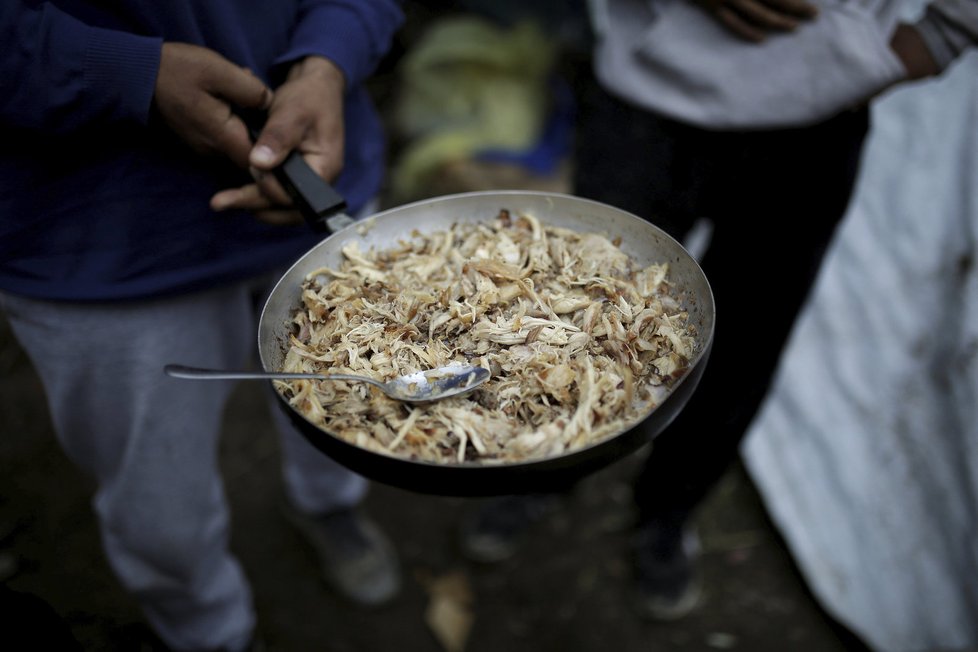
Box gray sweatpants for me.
[1,275,366,652]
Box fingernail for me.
[251,145,275,166]
[211,191,235,211]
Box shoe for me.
[228,635,266,652]
[207,634,267,652]
[237,635,266,652]
[282,504,401,607]
[110,621,265,652]
[631,522,701,621]
[459,493,561,563]
[107,622,167,651]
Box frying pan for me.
[258,190,714,496]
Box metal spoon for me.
[163,363,490,403]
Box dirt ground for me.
[0,311,870,652]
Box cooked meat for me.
[276,210,698,465]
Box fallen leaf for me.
[423,569,474,652]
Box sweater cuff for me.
[84,27,163,125]
[275,2,398,86]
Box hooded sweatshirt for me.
[589,0,978,129]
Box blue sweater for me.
[0,1,403,301]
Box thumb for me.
[214,67,273,168]
[248,107,301,171]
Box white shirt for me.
[588,0,975,128]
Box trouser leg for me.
[632,109,872,526]
[250,271,369,516]
[0,285,261,652]
[572,72,870,527]
[269,395,368,515]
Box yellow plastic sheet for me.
[389,16,559,203]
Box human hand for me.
[889,24,940,81]
[695,0,819,42]
[210,56,347,226]
[153,42,272,170]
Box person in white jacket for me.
[461,0,978,625]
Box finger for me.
[249,103,309,171]
[211,185,302,225]
[761,0,818,19]
[213,109,255,169]
[728,0,799,30]
[198,58,271,166]
[174,76,256,168]
[716,6,768,41]
[252,208,305,226]
[212,62,273,115]
[250,166,294,206]
[252,111,343,182]
[210,183,274,213]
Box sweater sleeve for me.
[274,0,403,86]
[0,2,161,134]
[915,0,978,70]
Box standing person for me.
[461,0,977,623]
[0,2,404,651]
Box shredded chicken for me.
[276,209,698,465]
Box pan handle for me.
[237,108,348,233]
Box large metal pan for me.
[258,190,714,496]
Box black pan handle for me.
[236,108,348,233]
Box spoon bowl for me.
[164,363,491,403]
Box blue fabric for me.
[0,0,402,301]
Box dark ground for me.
[0,311,869,652]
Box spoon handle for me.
[162,365,393,391]
[163,364,326,381]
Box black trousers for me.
[572,71,871,527]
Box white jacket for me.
[589,0,978,128]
